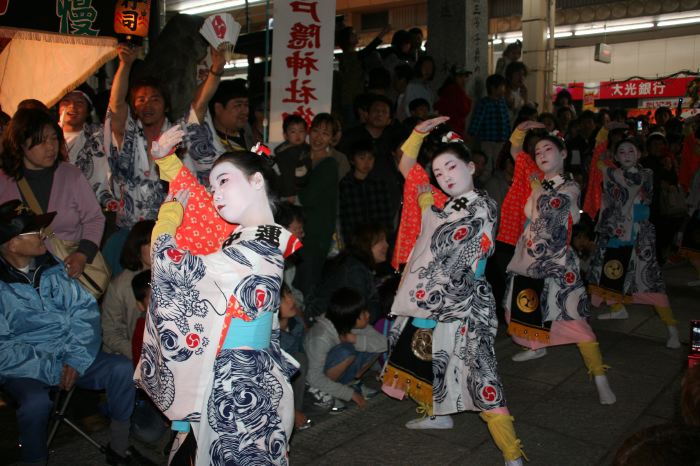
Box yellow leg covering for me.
[654,306,677,326]
[480,411,527,462]
[610,303,626,312]
[577,341,610,377]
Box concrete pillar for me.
[521,0,554,112]
[426,0,488,99]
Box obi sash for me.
[507,274,550,344]
[221,312,273,350]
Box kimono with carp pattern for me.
[588,165,669,307]
[505,174,596,348]
[385,190,507,415]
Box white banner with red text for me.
[269,0,335,146]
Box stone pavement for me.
[3,263,697,466]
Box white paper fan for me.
[200,13,241,61]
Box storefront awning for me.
[0,27,117,116]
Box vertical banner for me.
[269,0,335,146]
[465,0,488,99]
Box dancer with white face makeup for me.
[384,135,526,466]
[587,138,680,348]
[134,126,302,465]
[504,135,616,406]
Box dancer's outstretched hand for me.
[516,120,545,132]
[166,188,191,210]
[605,121,628,131]
[152,125,185,159]
[415,116,450,133]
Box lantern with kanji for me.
[114,0,151,45]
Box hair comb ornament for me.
[549,129,565,141]
[252,142,271,157]
[441,131,464,144]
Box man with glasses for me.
[0,200,150,465]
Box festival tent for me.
[0,26,117,116]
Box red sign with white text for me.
[557,77,694,101]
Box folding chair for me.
[47,387,107,454]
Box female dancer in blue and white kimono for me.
[587,138,680,349]
[135,126,301,465]
[383,136,526,466]
[504,135,616,406]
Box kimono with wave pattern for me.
[135,207,300,465]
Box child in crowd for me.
[305,288,387,413]
[130,269,171,445]
[101,220,155,361]
[273,114,310,203]
[275,201,307,306]
[587,138,680,348]
[504,133,616,406]
[339,139,394,244]
[130,270,151,366]
[408,98,430,121]
[304,223,389,323]
[401,98,431,134]
[279,284,312,431]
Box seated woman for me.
[304,288,387,412]
[0,107,106,294]
[504,134,616,406]
[134,126,301,465]
[383,135,525,465]
[305,223,389,323]
[587,138,680,348]
[101,220,155,360]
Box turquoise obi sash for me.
[221,312,273,350]
[607,237,634,248]
[474,258,487,279]
[412,317,437,329]
[633,204,650,222]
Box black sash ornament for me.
[508,275,550,343]
[598,246,633,294]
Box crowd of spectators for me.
[1,24,699,465]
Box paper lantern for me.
[114,0,151,44]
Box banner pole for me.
[263,0,271,143]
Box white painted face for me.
[615,141,640,169]
[209,161,263,224]
[431,151,475,197]
[534,139,566,176]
